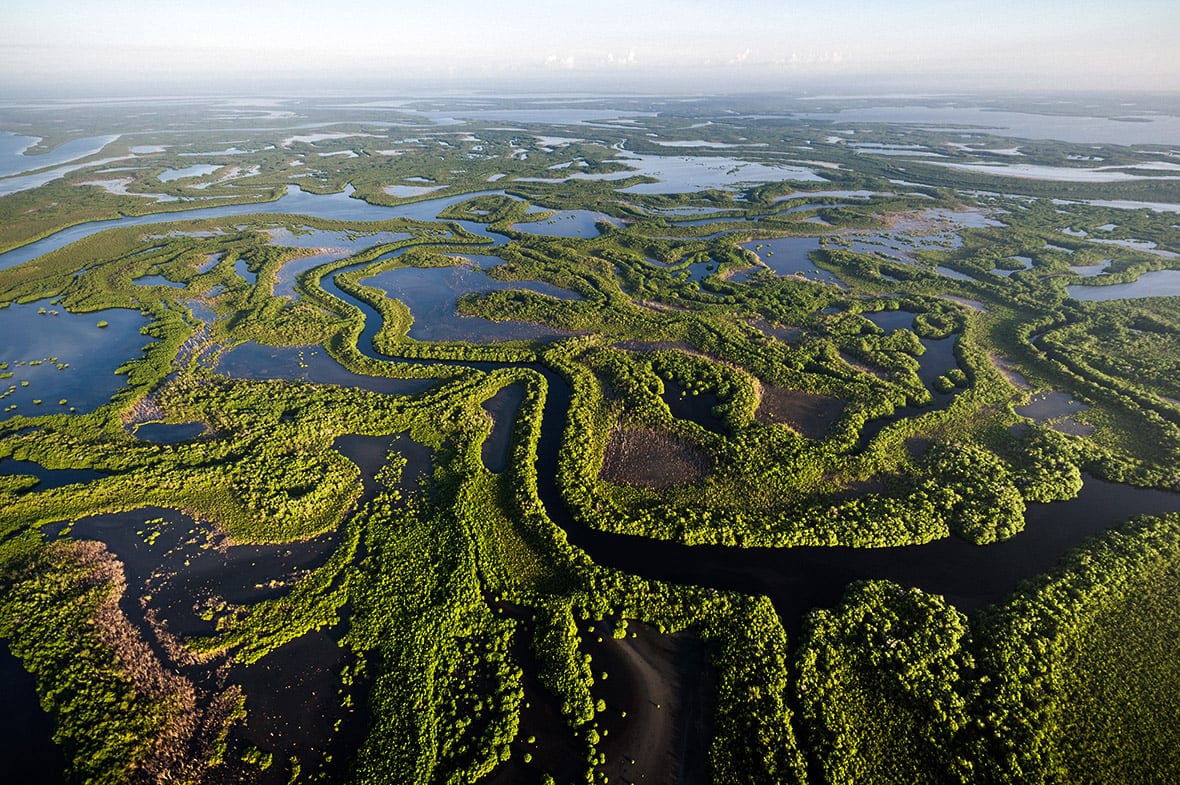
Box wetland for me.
[2,92,1179,785]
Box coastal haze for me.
[2,0,1178,94]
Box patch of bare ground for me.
[613,339,695,353]
[756,387,846,439]
[121,390,166,427]
[830,474,889,501]
[174,323,212,365]
[636,298,692,313]
[990,352,1031,390]
[589,624,713,785]
[943,294,988,313]
[749,318,803,344]
[905,436,934,457]
[600,428,710,489]
[839,351,889,380]
[1049,418,1096,436]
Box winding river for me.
[319,260,1180,638]
[4,183,1180,782]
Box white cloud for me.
[544,54,576,70]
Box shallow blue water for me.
[1067,269,1180,301]
[0,300,153,419]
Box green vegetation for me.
[974,514,1180,785]
[797,581,972,785]
[0,94,1178,785]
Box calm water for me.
[481,384,526,473]
[272,251,343,298]
[916,336,959,387]
[0,132,119,178]
[1015,391,1088,422]
[267,227,414,297]
[362,263,580,343]
[521,358,1180,635]
[234,257,256,285]
[217,342,436,396]
[511,210,623,238]
[383,184,447,198]
[133,273,186,288]
[793,105,1180,145]
[994,256,1034,277]
[862,309,915,332]
[1070,262,1109,278]
[0,642,64,785]
[1067,270,1180,301]
[740,238,843,285]
[132,422,206,443]
[0,301,152,419]
[661,379,725,434]
[925,160,1180,183]
[836,226,965,262]
[937,266,978,282]
[0,458,106,491]
[616,152,825,194]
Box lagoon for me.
[740,238,842,286]
[0,132,120,178]
[0,300,152,419]
[1067,270,1180,301]
[362,262,580,343]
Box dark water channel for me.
[0,642,65,785]
[0,457,106,491]
[481,384,525,473]
[325,269,1180,640]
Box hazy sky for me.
[2,0,1177,95]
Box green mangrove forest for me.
[1,92,1179,785]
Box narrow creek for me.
[324,264,1180,638]
[5,183,1180,782]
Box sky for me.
[2,0,1177,96]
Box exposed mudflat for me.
[589,623,713,785]
[600,428,711,490]
[756,387,846,439]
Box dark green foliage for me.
[973,514,1180,785]
[796,581,972,785]
[1,96,1179,785]
[708,596,809,785]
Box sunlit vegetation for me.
[1,94,1178,785]
[797,581,972,785]
[974,513,1180,785]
